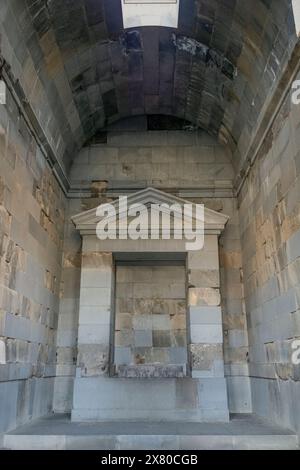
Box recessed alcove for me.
[71,188,230,422]
[113,254,188,378]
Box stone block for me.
[116,283,133,299]
[79,306,111,325]
[197,378,228,408]
[152,314,171,331]
[133,347,153,364]
[116,298,133,313]
[53,377,74,413]
[115,329,134,347]
[81,269,112,288]
[190,343,223,371]
[152,330,171,347]
[116,313,133,330]
[170,314,186,330]
[190,325,223,344]
[0,381,18,433]
[77,344,109,377]
[169,347,187,364]
[226,376,252,413]
[227,329,248,348]
[189,306,222,324]
[188,250,219,270]
[188,288,221,307]
[171,330,187,347]
[81,252,112,270]
[150,347,170,364]
[287,229,300,263]
[78,324,110,344]
[80,287,111,307]
[72,376,177,412]
[132,314,152,330]
[116,364,185,378]
[114,347,132,366]
[134,330,152,347]
[188,269,220,288]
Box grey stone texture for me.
[0,0,299,444]
[114,265,187,373]
[238,79,300,433]
[0,92,65,433]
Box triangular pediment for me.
[72,187,229,235]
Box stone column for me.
[72,247,114,420]
[187,235,229,421]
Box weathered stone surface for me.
[77,344,109,377]
[114,265,187,373]
[189,288,221,307]
[82,252,112,270]
[188,269,220,288]
[190,344,223,370]
[153,330,171,348]
[116,364,185,378]
[116,313,133,330]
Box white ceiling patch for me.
[292,0,300,36]
[122,0,180,29]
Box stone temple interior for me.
[0,0,300,450]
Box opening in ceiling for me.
[121,0,180,29]
[292,0,300,36]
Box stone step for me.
[3,414,299,450]
[3,433,298,450]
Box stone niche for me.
[113,256,188,379]
[71,188,230,422]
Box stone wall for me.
[69,130,234,191]
[114,265,187,377]
[238,76,300,434]
[0,90,66,434]
[55,130,252,414]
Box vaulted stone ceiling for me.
[0,0,297,173]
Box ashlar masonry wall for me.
[238,74,300,434]
[0,90,66,434]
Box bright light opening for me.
[121,0,180,29]
[292,0,300,36]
